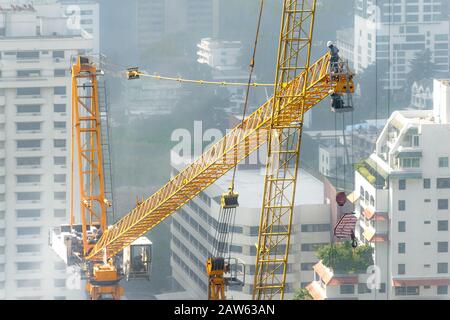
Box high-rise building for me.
[308,79,450,300]
[58,0,100,54]
[354,0,449,91]
[0,3,92,299]
[137,0,220,53]
[169,151,332,299]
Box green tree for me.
[293,288,313,300]
[317,242,374,274]
[406,49,438,90]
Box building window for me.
[423,178,431,189]
[395,286,419,296]
[358,283,371,294]
[16,157,41,167]
[370,196,375,207]
[379,283,386,293]
[398,221,406,232]
[16,192,40,202]
[17,69,41,78]
[53,51,65,59]
[54,69,66,77]
[16,209,41,219]
[400,158,420,168]
[16,244,40,254]
[301,263,316,271]
[438,220,449,231]
[16,175,41,184]
[398,243,406,254]
[54,104,66,113]
[54,192,66,201]
[399,179,406,190]
[437,285,448,295]
[17,140,41,149]
[54,86,66,95]
[54,139,66,148]
[437,178,450,189]
[54,174,66,183]
[16,279,41,288]
[17,87,40,96]
[54,121,66,130]
[398,200,406,211]
[301,224,331,232]
[439,157,449,168]
[17,104,41,114]
[340,285,355,294]
[17,51,39,60]
[16,262,41,271]
[438,199,449,210]
[16,122,41,132]
[54,157,66,165]
[17,227,41,237]
[438,242,448,253]
[438,263,448,274]
[398,264,406,275]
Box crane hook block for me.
[127,67,140,80]
[221,191,239,209]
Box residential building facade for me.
[354,0,449,91]
[0,3,92,299]
[309,79,450,300]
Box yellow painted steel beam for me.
[72,57,108,255]
[253,0,318,300]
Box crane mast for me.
[71,56,108,255]
[253,0,317,300]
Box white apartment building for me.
[197,38,257,114]
[197,38,242,72]
[309,79,450,300]
[169,151,332,299]
[354,0,449,91]
[336,28,355,68]
[0,3,92,299]
[411,79,433,109]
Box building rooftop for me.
[214,167,325,208]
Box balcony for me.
[362,223,388,243]
[355,161,386,188]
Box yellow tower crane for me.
[50,0,354,300]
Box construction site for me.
[1,0,450,305]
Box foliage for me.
[293,288,313,300]
[355,162,376,185]
[406,49,439,90]
[317,241,374,274]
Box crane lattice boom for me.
[87,52,335,261]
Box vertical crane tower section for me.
[71,56,108,257]
[253,0,317,300]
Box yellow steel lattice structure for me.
[86,50,335,262]
[71,57,108,255]
[253,0,317,300]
